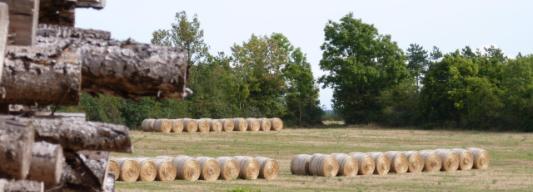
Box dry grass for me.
[114,126,533,192]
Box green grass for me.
[114,125,533,192]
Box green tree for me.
[152,11,208,65]
[283,48,323,126]
[501,55,533,131]
[319,13,409,123]
[406,44,429,89]
[231,33,290,117]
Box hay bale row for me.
[108,155,278,182]
[141,118,283,133]
[291,148,488,177]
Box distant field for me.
[113,126,533,192]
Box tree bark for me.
[0,117,34,179]
[0,179,44,192]
[28,141,64,187]
[50,151,110,192]
[29,117,132,153]
[0,44,82,105]
[0,25,188,105]
[0,0,40,45]
[0,3,8,82]
[75,0,105,9]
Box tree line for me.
[320,13,532,131]
[65,12,532,131]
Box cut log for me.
[0,25,189,105]
[39,24,188,100]
[54,151,110,192]
[75,0,105,9]
[0,3,7,82]
[0,0,39,45]
[0,45,82,105]
[0,118,34,179]
[0,179,44,192]
[28,142,64,187]
[29,117,132,153]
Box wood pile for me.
[108,155,279,182]
[0,1,189,191]
[291,148,489,177]
[142,118,284,134]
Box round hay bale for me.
[116,158,140,182]
[134,158,157,182]
[233,118,248,132]
[419,150,442,172]
[233,156,260,180]
[107,159,120,181]
[331,153,358,177]
[209,119,223,132]
[141,119,156,132]
[270,118,284,131]
[349,152,375,176]
[172,155,201,181]
[385,151,409,174]
[309,154,339,177]
[290,154,312,175]
[195,157,221,181]
[403,151,424,173]
[183,118,198,133]
[171,119,184,133]
[259,118,272,131]
[452,148,474,171]
[153,119,172,133]
[435,149,460,172]
[197,119,211,133]
[216,157,240,181]
[468,147,489,170]
[255,156,279,180]
[221,119,235,132]
[246,118,260,132]
[153,157,177,181]
[368,152,390,175]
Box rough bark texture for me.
[37,24,187,100]
[0,3,7,82]
[0,179,44,192]
[30,117,132,153]
[49,151,110,192]
[0,117,34,179]
[28,141,64,187]
[0,0,39,45]
[0,44,81,105]
[75,0,105,9]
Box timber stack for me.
[0,0,189,191]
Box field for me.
[113,126,533,192]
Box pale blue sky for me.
[77,0,533,110]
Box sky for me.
[77,0,533,110]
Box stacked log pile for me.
[0,1,189,191]
[142,117,284,134]
[291,148,489,177]
[108,155,279,183]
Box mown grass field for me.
[113,126,533,192]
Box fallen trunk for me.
[39,24,188,100]
[0,117,34,179]
[28,142,64,187]
[30,117,132,153]
[51,151,110,192]
[0,25,188,105]
[0,44,82,105]
[0,179,44,192]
